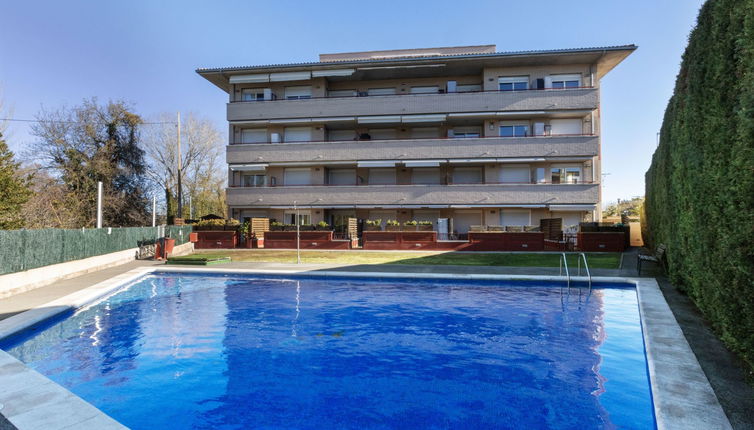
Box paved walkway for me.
[0,249,750,429]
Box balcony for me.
[227,135,598,164]
[227,88,599,121]
[226,183,599,207]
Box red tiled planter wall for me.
[577,232,626,252]
[263,231,350,249]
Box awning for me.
[269,71,311,82]
[312,69,355,77]
[358,115,402,124]
[404,160,444,167]
[357,160,397,168]
[229,74,269,84]
[229,164,268,172]
[401,114,446,123]
[448,158,495,164]
[496,157,546,163]
[548,205,596,212]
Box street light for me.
[294,201,300,264]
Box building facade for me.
[197,44,635,237]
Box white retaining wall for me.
[0,242,194,299]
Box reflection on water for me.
[0,274,654,430]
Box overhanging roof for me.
[196,45,637,93]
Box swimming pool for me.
[0,272,655,429]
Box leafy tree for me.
[30,99,150,227]
[0,133,32,229]
[644,0,754,371]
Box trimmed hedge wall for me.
[0,226,192,275]
[645,0,754,370]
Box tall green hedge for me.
[0,225,192,275]
[645,0,754,370]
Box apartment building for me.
[197,44,635,237]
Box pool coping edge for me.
[0,266,732,430]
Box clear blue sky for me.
[0,0,704,206]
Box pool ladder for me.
[559,253,592,294]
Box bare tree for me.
[142,113,226,219]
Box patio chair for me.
[638,244,666,275]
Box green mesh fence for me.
[0,226,193,275]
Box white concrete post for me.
[96,181,103,228]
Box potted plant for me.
[386,219,401,231]
[402,220,418,231]
[365,219,382,231]
[300,224,315,231]
[315,221,330,231]
[240,221,252,248]
[417,220,433,231]
[283,223,297,231]
[270,221,284,231]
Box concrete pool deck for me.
[0,253,749,429]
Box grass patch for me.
[167,255,232,265]
[191,250,621,269]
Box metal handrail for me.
[559,252,570,291]
[577,252,592,294]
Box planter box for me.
[194,231,238,249]
[363,231,443,250]
[465,232,545,251]
[577,232,625,252]
[263,231,350,250]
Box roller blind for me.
[284,127,312,143]
[452,167,483,184]
[284,168,312,185]
[240,129,267,144]
[368,168,396,184]
[500,209,531,226]
[549,119,582,135]
[412,168,441,184]
[328,169,356,185]
[284,86,312,99]
[500,166,530,183]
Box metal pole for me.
[189,195,192,220]
[176,112,183,220]
[294,201,300,264]
[96,181,103,228]
[152,195,156,227]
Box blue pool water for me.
[0,273,655,429]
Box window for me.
[367,87,396,96]
[284,211,311,226]
[410,127,440,139]
[368,168,396,185]
[242,174,266,187]
[328,89,356,97]
[328,169,356,185]
[240,129,267,144]
[500,125,529,137]
[456,84,482,92]
[283,168,312,185]
[551,167,581,184]
[411,167,441,185]
[451,126,481,138]
[498,76,529,91]
[284,127,312,143]
[550,74,581,89]
[452,167,483,184]
[241,88,266,101]
[284,86,312,100]
[410,86,440,94]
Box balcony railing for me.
[226,183,599,207]
[230,86,596,103]
[227,87,599,121]
[228,180,595,188]
[230,133,595,146]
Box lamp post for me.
[294,201,300,264]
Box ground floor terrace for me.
[230,205,594,238]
